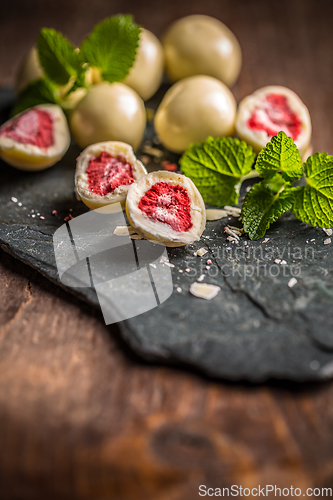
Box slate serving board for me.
[1,87,333,382]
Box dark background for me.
[1,0,333,499]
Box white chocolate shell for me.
[163,15,242,87]
[69,82,146,151]
[154,75,237,153]
[0,104,70,171]
[75,141,147,210]
[123,29,164,101]
[126,171,206,247]
[15,46,43,95]
[235,85,312,157]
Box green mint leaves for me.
[256,131,303,182]
[181,132,332,241]
[14,15,141,114]
[292,153,333,228]
[37,28,85,88]
[180,136,256,206]
[12,78,58,116]
[242,181,294,240]
[241,131,303,239]
[80,15,141,83]
[242,134,333,239]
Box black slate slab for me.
[1,88,333,382]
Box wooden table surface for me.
[1,0,333,498]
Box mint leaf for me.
[37,28,84,86]
[11,78,58,116]
[80,15,140,83]
[180,137,256,206]
[262,173,287,193]
[292,152,333,227]
[256,131,303,182]
[242,182,295,240]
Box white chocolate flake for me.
[190,282,221,300]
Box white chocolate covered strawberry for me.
[75,141,147,210]
[235,86,312,157]
[69,82,146,151]
[126,171,206,247]
[154,75,237,154]
[0,104,70,171]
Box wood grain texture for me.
[1,0,333,498]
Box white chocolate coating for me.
[235,85,312,157]
[75,141,147,210]
[0,104,70,171]
[163,15,242,87]
[15,46,43,95]
[69,82,146,151]
[123,29,164,101]
[154,75,237,153]
[126,171,206,247]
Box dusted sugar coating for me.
[0,108,54,148]
[138,182,193,232]
[248,94,301,141]
[87,152,135,196]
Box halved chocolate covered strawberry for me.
[75,141,147,209]
[0,104,70,170]
[126,171,206,247]
[235,86,312,157]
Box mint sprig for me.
[180,137,256,206]
[241,182,294,240]
[79,15,141,83]
[37,28,85,87]
[256,131,303,182]
[12,78,58,116]
[292,153,333,228]
[12,15,141,115]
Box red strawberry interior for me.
[247,93,302,140]
[87,152,135,196]
[0,108,54,148]
[138,182,193,232]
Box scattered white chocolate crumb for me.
[197,274,205,282]
[176,287,182,293]
[224,205,241,216]
[164,261,175,268]
[141,144,164,158]
[288,277,298,288]
[323,228,333,237]
[149,263,157,269]
[195,247,208,257]
[224,226,240,240]
[178,269,183,273]
[310,239,315,242]
[281,260,287,265]
[206,209,228,221]
[18,202,22,207]
[185,268,191,273]
[263,238,270,243]
[228,225,243,236]
[206,265,211,270]
[31,214,36,218]
[11,197,18,203]
[190,282,221,300]
[275,259,281,264]
[114,225,137,236]
[324,238,332,245]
